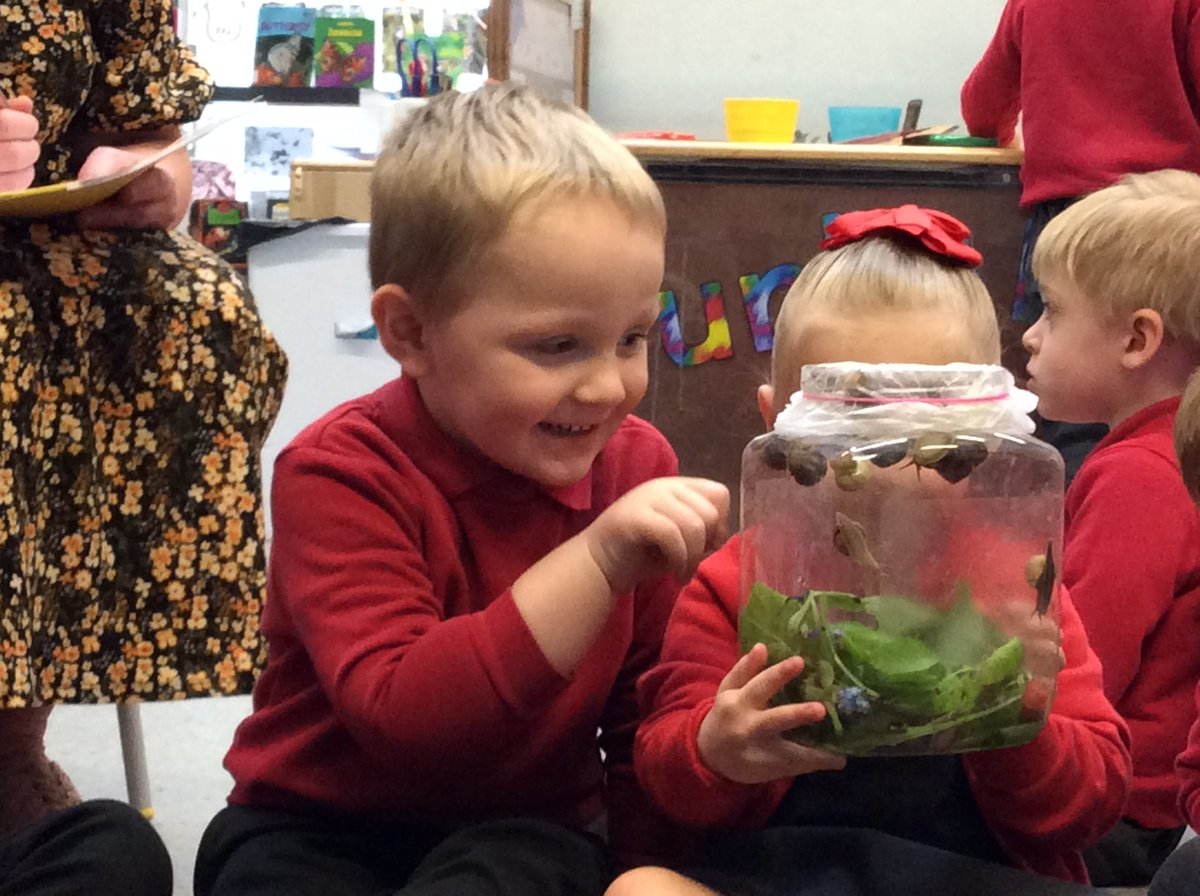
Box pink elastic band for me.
[802,391,1009,406]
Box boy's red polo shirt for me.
[1064,396,1200,830]
[224,375,682,861]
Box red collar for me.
[378,376,595,511]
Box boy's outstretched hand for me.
[698,643,847,784]
[585,477,729,594]
[0,96,40,194]
[512,476,728,676]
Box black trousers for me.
[683,827,1105,896]
[1147,835,1200,896]
[0,800,172,896]
[194,805,611,896]
[1083,817,1186,888]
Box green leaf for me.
[861,593,943,636]
[738,583,806,664]
[931,584,1004,666]
[837,622,943,680]
[975,637,1024,687]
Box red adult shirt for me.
[1064,396,1200,830]
[635,537,1130,883]
[961,0,1200,207]
[224,375,683,863]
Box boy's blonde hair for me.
[1032,169,1200,344]
[1177,368,1200,502]
[770,236,1001,394]
[369,83,665,319]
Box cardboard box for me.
[288,159,374,221]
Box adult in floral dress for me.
[0,0,287,833]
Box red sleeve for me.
[268,441,568,775]
[960,0,1023,143]
[962,588,1131,867]
[1063,447,1192,705]
[599,452,700,868]
[633,540,791,830]
[1178,681,1200,828]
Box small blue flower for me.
[836,686,871,716]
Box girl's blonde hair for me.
[369,83,665,319]
[770,236,1001,394]
[1032,169,1200,344]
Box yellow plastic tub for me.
[723,98,800,143]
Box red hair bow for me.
[819,204,983,268]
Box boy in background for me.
[1149,371,1200,896]
[960,0,1200,480]
[1150,370,1200,896]
[193,83,729,896]
[1021,170,1200,886]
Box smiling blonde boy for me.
[193,84,729,896]
[1021,169,1200,887]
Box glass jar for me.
[739,362,1063,756]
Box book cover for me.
[253,4,316,87]
[314,16,375,89]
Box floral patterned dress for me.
[0,0,287,704]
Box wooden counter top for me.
[621,138,1023,168]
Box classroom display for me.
[253,4,317,86]
[315,13,375,87]
[737,362,1064,756]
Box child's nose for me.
[1022,319,1042,352]
[576,357,627,405]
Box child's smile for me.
[411,196,666,490]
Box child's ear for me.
[1121,308,1166,370]
[372,284,432,376]
[757,384,777,429]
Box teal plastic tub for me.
[828,106,903,142]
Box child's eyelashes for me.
[536,337,580,356]
[525,330,650,359]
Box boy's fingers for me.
[5,96,34,115]
[717,643,767,693]
[759,699,827,736]
[741,654,806,706]
[782,741,847,772]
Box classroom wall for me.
[185,0,1010,199]
[586,0,1008,139]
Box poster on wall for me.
[187,0,258,87]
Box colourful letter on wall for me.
[739,263,801,353]
[657,281,734,367]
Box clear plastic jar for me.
[739,362,1063,756]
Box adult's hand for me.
[0,96,40,194]
[76,145,181,230]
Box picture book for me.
[253,4,316,87]
[314,15,375,89]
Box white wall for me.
[182,1,1011,194]
[586,0,1006,140]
